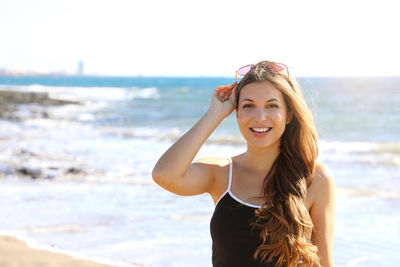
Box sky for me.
[1,0,400,77]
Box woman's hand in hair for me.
[209,82,237,120]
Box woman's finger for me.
[213,82,237,102]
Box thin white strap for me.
[228,158,233,191]
[214,158,233,207]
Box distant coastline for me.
[0,68,83,77]
[2,68,400,79]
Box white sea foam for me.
[336,187,400,199]
[319,140,400,166]
[128,87,160,99]
[320,140,400,154]
[24,224,87,234]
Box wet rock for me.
[0,90,81,106]
[15,148,39,157]
[7,165,88,180]
[15,167,43,179]
[42,111,49,118]
[65,167,86,175]
[0,103,17,120]
[44,174,56,179]
[1,147,90,180]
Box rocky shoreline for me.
[0,89,81,121]
[0,89,90,180]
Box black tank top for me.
[210,158,277,267]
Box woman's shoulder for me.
[193,156,231,177]
[194,156,231,200]
[195,156,230,167]
[312,162,334,184]
[307,162,335,203]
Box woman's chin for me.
[246,139,281,150]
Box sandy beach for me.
[0,235,115,267]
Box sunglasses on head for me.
[235,62,288,83]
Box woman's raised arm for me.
[152,83,236,196]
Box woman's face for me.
[236,81,290,150]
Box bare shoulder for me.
[195,156,231,202]
[310,162,335,186]
[314,162,334,183]
[194,156,230,167]
[193,156,230,183]
[308,162,335,205]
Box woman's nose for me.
[254,108,267,121]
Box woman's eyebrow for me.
[239,98,254,103]
[239,98,279,103]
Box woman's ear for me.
[286,111,293,125]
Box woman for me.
[152,61,335,267]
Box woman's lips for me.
[250,127,272,137]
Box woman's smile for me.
[249,127,272,137]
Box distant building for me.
[77,61,84,76]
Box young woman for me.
[152,61,335,267]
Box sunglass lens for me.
[237,65,253,76]
[266,62,286,72]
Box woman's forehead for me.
[239,81,283,101]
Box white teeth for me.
[251,127,271,133]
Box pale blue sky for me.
[1,0,399,77]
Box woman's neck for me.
[241,143,281,173]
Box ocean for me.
[0,76,399,266]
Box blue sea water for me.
[0,76,399,266]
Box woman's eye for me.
[267,104,279,109]
[243,104,253,108]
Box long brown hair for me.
[235,61,320,266]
